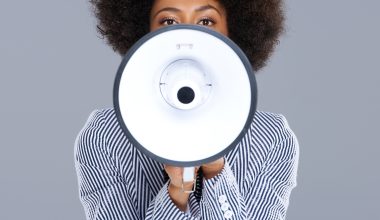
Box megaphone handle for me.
[182,167,196,193]
[183,167,195,182]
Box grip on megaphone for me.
[182,167,196,193]
[183,167,195,182]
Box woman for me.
[75,0,299,219]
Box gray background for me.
[1,0,379,219]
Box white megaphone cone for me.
[114,25,257,189]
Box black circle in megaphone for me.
[177,87,195,104]
[113,24,257,167]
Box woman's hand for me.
[164,157,225,211]
[164,165,198,190]
[202,157,225,179]
[164,165,198,212]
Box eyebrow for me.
[152,4,223,18]
[152,7,181,18]
[195,4,222,16]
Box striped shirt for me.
[74,108,299,220]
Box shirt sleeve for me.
[245,127,299,220]
[145,182,199,220]
[74,110,139,220]
[199,115,299,220]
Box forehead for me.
[151,0,224,11]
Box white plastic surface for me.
[118,28,251,163]
[183,167,195,182]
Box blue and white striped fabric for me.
[74,108,299,220]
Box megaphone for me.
[113,25,257,184]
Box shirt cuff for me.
[147,181,196,220]
[203,159,236,190]
[201,160,243,219]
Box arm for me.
[245,131,299,219]
[200,116,299,219]
[74,110,139,220]
[75,110,199,220]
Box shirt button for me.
[221,203,230,212]
[224,210,233,219]
[219,195,227,204]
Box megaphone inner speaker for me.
[160,59,212,110]
[177,87,194,104]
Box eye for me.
[159,17,178,26]
[197,17,215,26]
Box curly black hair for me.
[89,0,284,71]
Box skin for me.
[150,0,228,212]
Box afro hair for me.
[89,0,284,71]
